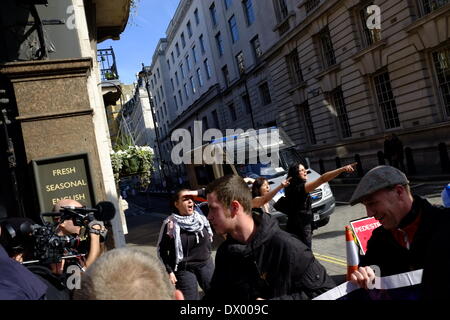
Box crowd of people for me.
[1,162,450,301]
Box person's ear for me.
[394,185,404,197]
[174,289,184,300]
[230,200,240,217]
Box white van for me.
[233,146,335,229]
[184,127,336,229]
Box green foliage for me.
[110,145,154,190]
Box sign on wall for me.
[32,153,96,213]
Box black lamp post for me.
[138,64,168,191]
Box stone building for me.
[141,0,450,180]
[270,0,450,174]
[0,0,132,247]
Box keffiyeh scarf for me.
[157,208,213,271]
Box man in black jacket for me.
[348,165,450,299]
[204,174,335,301]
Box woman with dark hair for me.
[285,162,356,248]
[157,189,214,300]
[251,177,290,215]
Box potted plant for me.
[110,145,154,191]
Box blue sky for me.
[99,0,180,84]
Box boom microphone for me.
[93,201,116,221]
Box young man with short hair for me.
[204,174,335,300]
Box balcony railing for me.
[97,46,119,81]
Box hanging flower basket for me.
[110,146,154,190]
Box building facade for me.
[268,0,450,174]
[141,0,450,182]
[0,0,132,247]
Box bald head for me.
[53,199,83,213]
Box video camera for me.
[41,201,116,227]
[0,201,115,265]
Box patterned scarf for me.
[158,208,213,271]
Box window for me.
[224,0,232,9]
[305,0,320,13]
[178,90,184,105]
[202,116,209,130]
[210,3,218,26]
[194,8,200,25]
[358,2,381,48]
[228,15,239,43]
[199,34,206,54]
[373,70,400,129]
[170,78,175,91]
[187,21,192,38]
[181,32,186,48]
[242,94,252,114]
[204,59,212,79]
[167,59,171,70]
[175,71,179,86]
[222,65,230,87]
[318,26,336,68]
[215,32,224,56]
[229,103,237,121]
[243,0,255,25]
[157,68,160,79]
[259,82,272,105]
[236,51,245,75]
[197,68,204,87]
[186,55,191,71]
[160,85,164,99]
[171,52,175,63]
[192,46,197,63]
[432,45,450,117]
[330,87,352,138]
[299,101,316,145]
[419,0,449,16]
[286,49,303,84]
[251,35,263,62]
[176,43,180,56]
[212,110,220,128]
[274,0,289,22]
[190,76,196,94]
[184,83,189,99]
[180,63,185,79]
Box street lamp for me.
[138,64,168,191]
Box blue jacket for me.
[0,245,47,300]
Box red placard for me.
[350,217,382,255]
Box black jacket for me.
[360,196,450,299]
[0,245,47,300]
[158,223,212,274]
[204,213,335,301]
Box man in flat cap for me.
[348,166,450,299]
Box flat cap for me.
[349,165,409,206]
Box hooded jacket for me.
[204,213,335,301]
